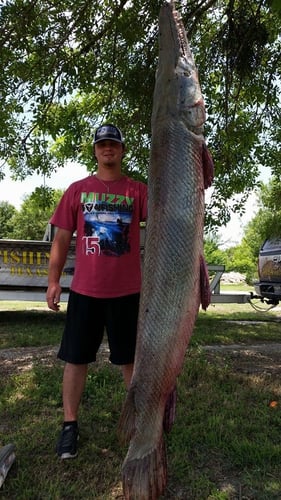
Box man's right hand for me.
[46,283,62,311]
[46,227,72,311]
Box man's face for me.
[94,139,124,167]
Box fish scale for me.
[119,1,213,498]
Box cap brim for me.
[94,137,123,144]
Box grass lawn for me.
[0,299,280,499]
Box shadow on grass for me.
[2,306,281,350]
[192,311,281,346]
[0,310,66,348]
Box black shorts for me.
[57,290,140,365]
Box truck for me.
[4,224,276,306]
[0,224,144,302]
[0,225,265,305]
[0,225,74,301]
[253,238,281,305]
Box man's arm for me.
[46,227,73,311]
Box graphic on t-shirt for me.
[81,192,134,257]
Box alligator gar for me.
[119,1,214,498]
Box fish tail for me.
[200,255,211,310]
[122,436,167,499]
[118,388,136,444]
[163,386,177,433]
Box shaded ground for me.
[1,341,281,377]
[0,342,111,376]
[203,342,281,376]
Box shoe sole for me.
[58,451,78,459]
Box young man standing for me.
[46,124,147,459]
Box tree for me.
[9,187,63,240]
[0,1,280,229]
[224,177,281,281]
[224,242,257,282]
[204,234,227,266]
[0,201,17,238]
[242,178,281,259]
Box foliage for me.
[204,234,227,266]
[224,241,258,282]
[242,178,281,260]
[204,233,257,281]
[215,178,281,281]
[0,201,17,238]
[9,187,63,240]
[0,0,280,229]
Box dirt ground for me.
[1,340,281,378]
[203,342,281,376]
[0,342,112,377]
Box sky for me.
[0,162,271,248]
[0,162,88,209]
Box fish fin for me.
[122,436,167,499]
[200,255,211,310]
[202,143,214,189]
[0,444,16,488]
[163,386,177,433]
[118,388,136,444]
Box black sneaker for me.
[56,425,79,459]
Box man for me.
[46,124,147,459]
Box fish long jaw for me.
[153,1,205,133]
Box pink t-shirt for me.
[50,175,147,298]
